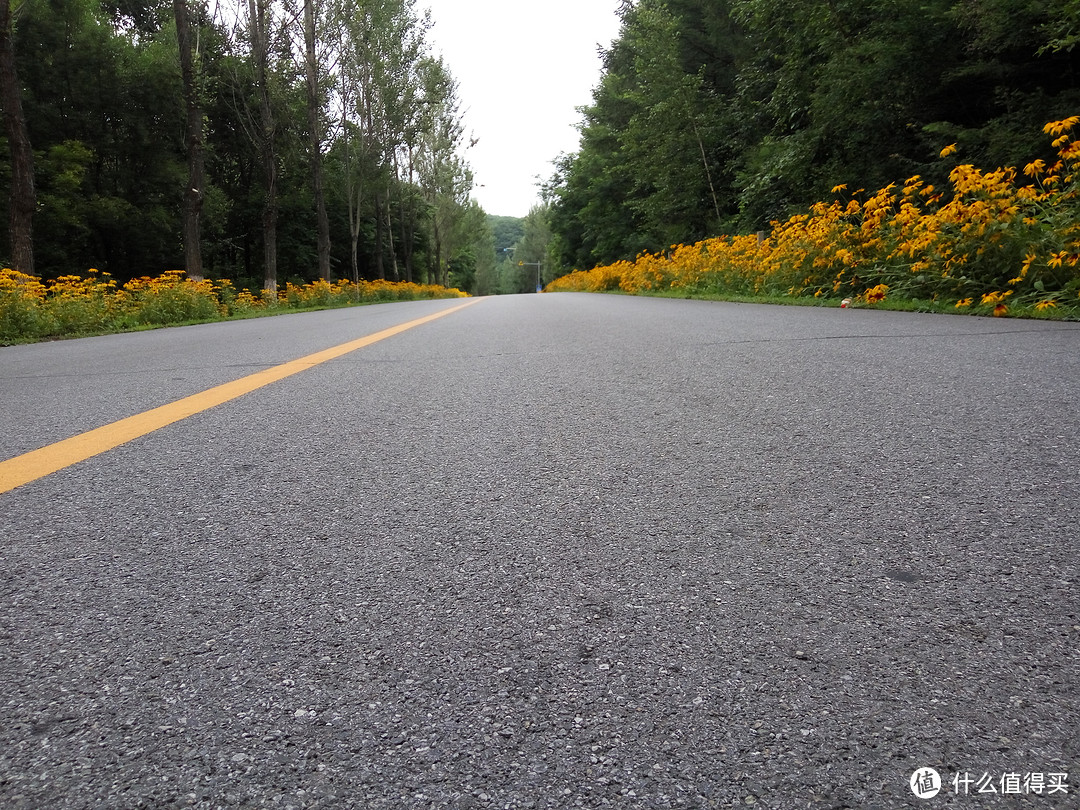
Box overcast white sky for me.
[421,0,623,218]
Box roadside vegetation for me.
[0,270,466,343]
[545,118,1080,320]
[0,0,492,295]
[543,0,1080,320]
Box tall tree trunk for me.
[341,66,360,283]
[399,206,412,283]
[349,183,361,283]
[249,0,277,292]
[385,183,398,281]
[262,200,277,291]
[174,0,204,281]
[401,146,416,282]
[688,110,721,227]
[0,0,34,276]
[374,190,385,280]
[431,218,441,286]
[303,0,330,280]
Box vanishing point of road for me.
[1,293,1077,809]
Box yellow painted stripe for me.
[0,298,483,495]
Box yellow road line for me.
[0,298,483,495]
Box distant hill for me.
[489,215,524,256]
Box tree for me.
[547,0,748,269]
[1043,0,1080,52]
[946,0,1080,168]
[174,0,205,280]
[549,0,1080,268]
[245,0,279,291]
[0,0,488,287]
[471,214,500,295]
[9,0,186,279]
[447,199,490,293]
[301,0,330,279]
[0,0,34,274]
[617,2,724,240]
[333,0,425,281]
[517,204,555,286]
[415,55,470,286]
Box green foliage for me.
[548,0,1080,269]
[0,0,488,289]
[547,0,733,268]
[491,205,560,294]
[489,215,524,254]
[1042,0,1080,52]
[13,0,189,277]
[548,117,1080,321]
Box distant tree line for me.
[0,0,492,291]
[546,0,1080,271]
[479,208,560,295]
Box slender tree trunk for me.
[400,195,414,282]
[262,199,277,292]
[340,66,360,283]
[0,0,34,276]
[349,184,361,283]
[249,0,277,292]
[401,146,416,282]
[385,183,398,281]
[431,218,442,286]
[303,0,330,280]
[691,116,721,226]
[361,72,380,281]
[174,0,204,280]
[374,190,385,279]
[399,206,412,283]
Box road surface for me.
[1,294,1077,809]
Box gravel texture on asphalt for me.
[1,294,1077,810]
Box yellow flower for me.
[1043,116,1080,136]
[864,283,889,304]
[1008,263,1030,285]
[955,298,972,308]
[1035,299,1058,311]
[939,143,958,158]
[993,303,1009,317]
[1023,159,1046,177]
[981,290,1012,305]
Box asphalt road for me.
[1,293,1077,809]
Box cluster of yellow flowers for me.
[0,268,46,300]
[280,277,467,308]
[547,117,1080,317]
[0,268,467,341]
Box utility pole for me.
[519,260,542,293]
